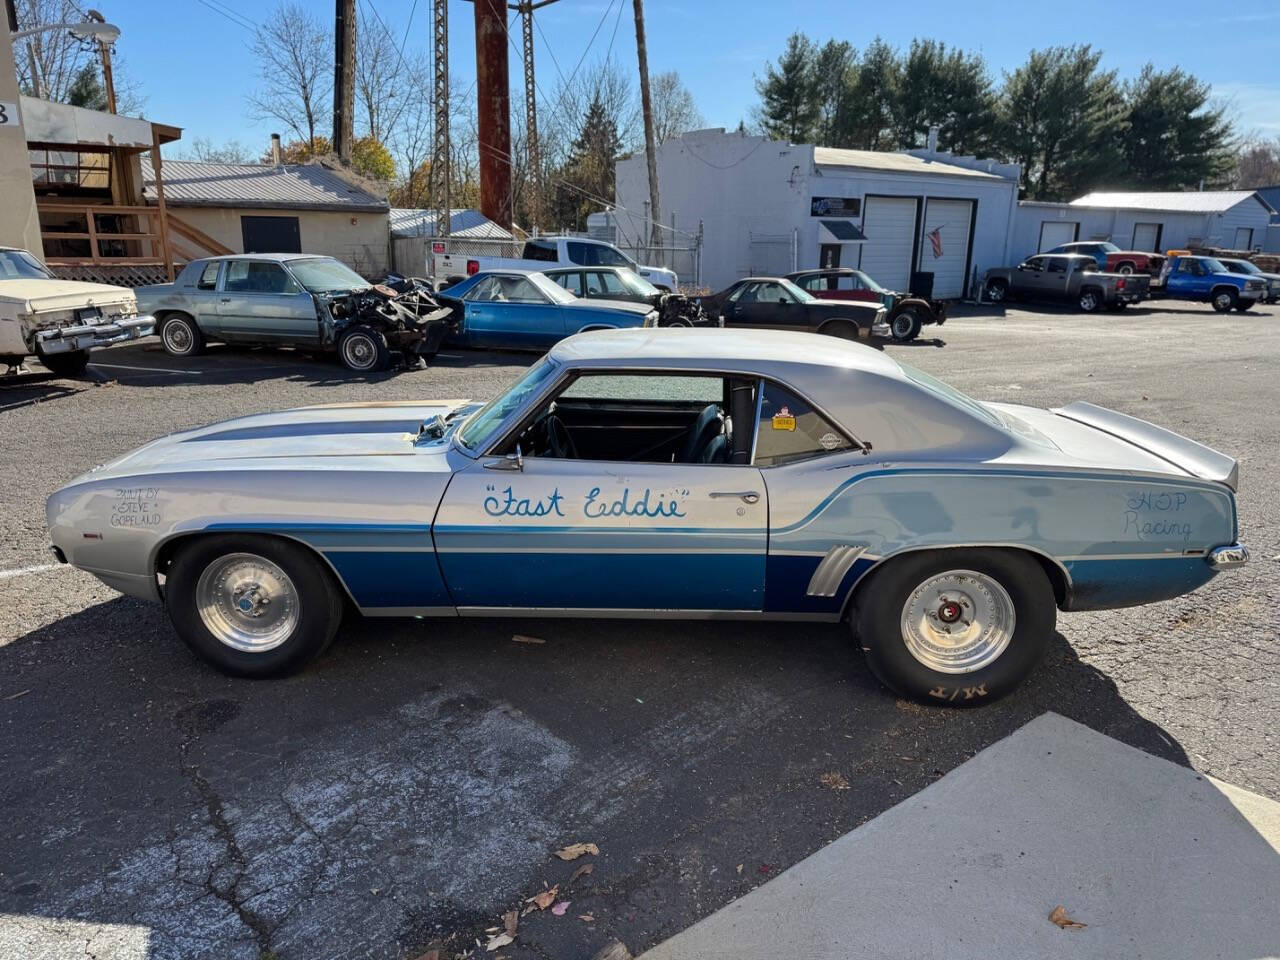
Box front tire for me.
[159,314,204,357]
[165,535,344,677]
[1078,288,1101,312]
[1211,289,1237,313]
[820,319,863,341]
[36,347,90,378]
[985,279,1008,303]
[853,548,1054,705]
[338,325,390,372]
[889,308,923,342]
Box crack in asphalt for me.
[177,713,278,958]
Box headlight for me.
[644,311,658,328]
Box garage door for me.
[1132,223,1160,251]
[1039,220,1078,251]
[918,199,974,299]
[859,197,918,291]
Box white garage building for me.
[614,129,1021,297]
[1011,191,1277,258]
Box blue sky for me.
[104,0,1280,155]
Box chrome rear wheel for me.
[899,569,1016,673]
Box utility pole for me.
[511,0,558,234]
[7,0,44,99]
[473,0,511,228]
[430,0,450,236]
[632,0,661,262]
[84,10,116,113]
[332,0,355,163]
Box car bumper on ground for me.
[1207,543,1249,568]
[34,315,155,354]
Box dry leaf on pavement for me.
[503,910,518,937]
[486,932,514,951]
[570,862,595,882]
[1049,905,1087,930]
[512,634,545,644]
[735,863,743,875]
[820,772,850,791]
[551,901,570,916]
[579,913,595,922]
[529,885,558,910]
[554,842,600,860]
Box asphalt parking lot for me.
[1,301,1277,960]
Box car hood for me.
[67,399,474,483]
[0,278,136,310]
[563,298,653,316]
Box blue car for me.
[438,269,657,349]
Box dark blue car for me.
[438,269,656,349]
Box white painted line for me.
[89,361,199,376]
[0,563,69,580]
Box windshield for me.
[621,271,659,296]
[458,357,560,452]
[1201,258,1229,273]
[530,272,576,304]
[778,278,816,303]
[1097,242,1120,252]
[897,360,1002,427]
[0,249,54,280]
[288,258,370,293]
[854,271,887,293]
[1225,260,1259,274]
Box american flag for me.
[927,226,945,259]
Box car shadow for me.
[4,593,1274,959]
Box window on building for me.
[29,148,110,191]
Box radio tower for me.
[430,0,450,237]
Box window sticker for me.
[772,406,796,431]
[818,432,842,450]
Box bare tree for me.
[175,137,255,164]
[12,0,145,113]
[355,15,424,142]
[247,2,331,154]
[1234,135,1280,188]
[649,71,703,144]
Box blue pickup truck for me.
[1159,255,1269,312]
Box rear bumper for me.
[35,315,155,354]
[1207,543,1249,569]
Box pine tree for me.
[1121,65,1235,189]
[754,33,819,143]
[554,95,622,230]
[66,63,107,111]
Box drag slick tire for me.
[889,307,923,342]
[165,534,344,677]
[852,548,1054,706]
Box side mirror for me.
[1016,264,1026,271]
[483,443,524,472]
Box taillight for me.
[1116,278,1126,290]
[467,260,479,275]
[432,242,446,254]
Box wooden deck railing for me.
[37,203,166,266]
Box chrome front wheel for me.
[899,569,1016,673]
[195,552,301,653]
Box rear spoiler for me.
[1051,401,1239,491]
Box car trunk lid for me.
[1050,401,1237,490]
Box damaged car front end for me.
[317,282,456,370]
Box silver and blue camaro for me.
[45,329,1248,703]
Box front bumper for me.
[1207,543,1249,569]
[34,315,155,354]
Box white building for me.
[1011,191,1277,257]
[614,128,1021,297]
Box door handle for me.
[219,297,231,303]
[709,490,760,504]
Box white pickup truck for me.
[0,246,154,377]
[432,235,679,291]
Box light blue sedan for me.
[437,269,656,349]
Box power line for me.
[194,0,256,31]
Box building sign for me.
[0,101,20,128]
[810,196,860,217]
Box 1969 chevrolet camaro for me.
[46,329,1248,704]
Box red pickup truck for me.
[1045,241,1165,279]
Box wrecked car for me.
[1,245,154,378]
[135,254,455,372]
[542,265,717,326]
